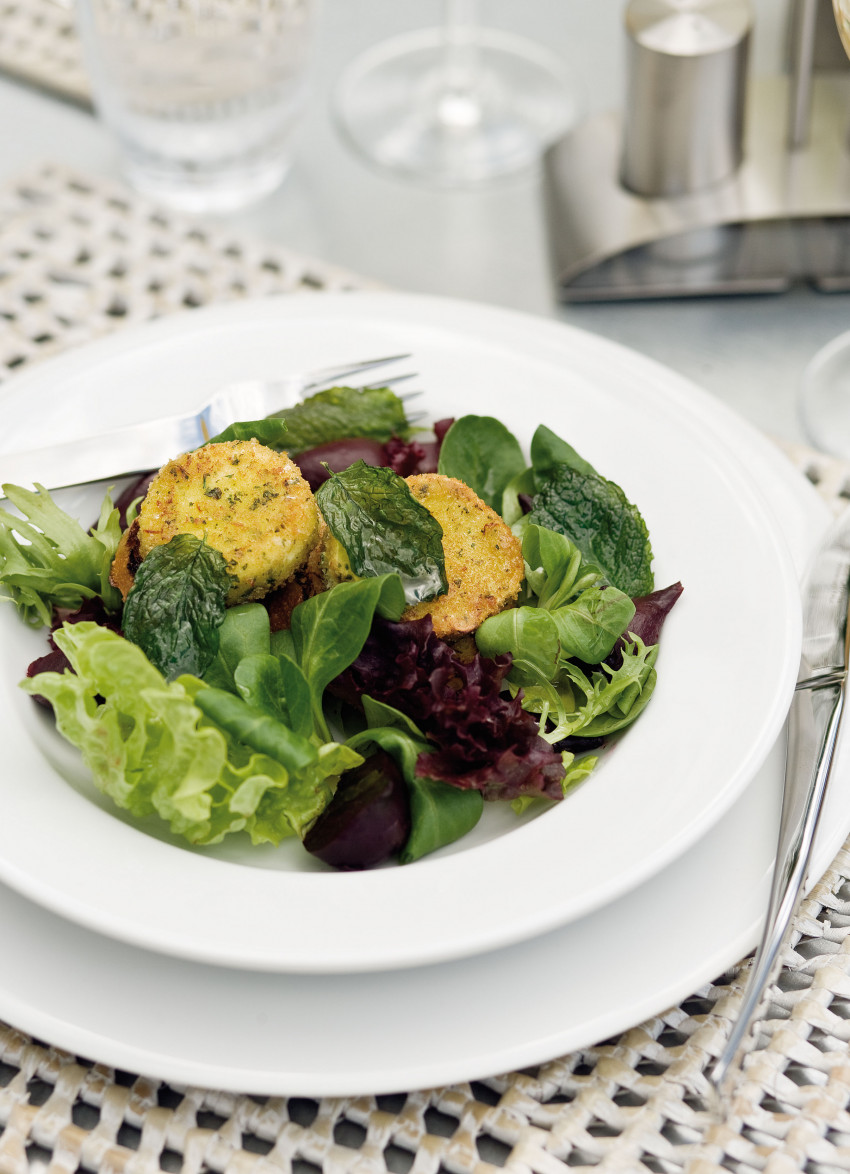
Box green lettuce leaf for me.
[21,622,344,845]
[0,484,122,626]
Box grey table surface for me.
[0,0,846,449]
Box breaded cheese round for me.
[401,474,524,638]
[135,439,319,604]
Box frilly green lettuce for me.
[21,622,359,845]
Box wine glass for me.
[798,0,850,458]
[332,0,577,187]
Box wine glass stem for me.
[439,0,483,129]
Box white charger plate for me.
[0,292,802,973]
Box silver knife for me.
[710,507,850,1098]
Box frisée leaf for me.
[0,483,122,625]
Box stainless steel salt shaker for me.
[619,0,754,198]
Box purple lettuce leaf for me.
[334,615,566,801]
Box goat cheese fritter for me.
[321,472,523,640]
[401,474,523,638]
[115,439,319,605]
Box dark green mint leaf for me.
[528,465,654,598]
[316,461,447,605]
[270,386,410,452]
[123,534,232,681]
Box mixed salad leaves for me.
[0,383,681,869]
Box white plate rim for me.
[0,290,803,973]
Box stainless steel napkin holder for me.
[544,0,850,301]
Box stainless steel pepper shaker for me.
[619,0,754,198]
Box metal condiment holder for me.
[544,0,850,301]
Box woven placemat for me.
[0,0,89,106]
[1,162,850,1174]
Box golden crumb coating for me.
[134,439,319,605]
[400,474,523,639]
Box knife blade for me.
[710,507,850,1099]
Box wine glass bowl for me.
[332,7,577,187]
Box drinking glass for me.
[74,0,316,213]
[798,0,850,456]
[332,0,577,187]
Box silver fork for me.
[0,354,414,495]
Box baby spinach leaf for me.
[206,418,290,447]
[437,415,526,510]
[289,574,406,739]
[317,462,447,604]
[551,585,635,664]
[270,386,410,452]
[192,685,318,773]
[528,465,654,598]
[233,652,314,740]
[202,602,270,691]
[123,535,231,681]
[530,424,598,485]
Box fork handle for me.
[1,413,207,495]
[709,672,845,1098]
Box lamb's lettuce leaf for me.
[202,602,271,691]
[0,483,122,625]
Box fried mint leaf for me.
[123,534,232,681]
[528,465,654,598]
[316,461,448,605]
[271,386,410,453]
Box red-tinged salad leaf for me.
[122,534,232,681]
[334,615,568,802]
[385,418,453,476]
[303,750,411,870]
[608,582,683,667]
[294,418,454,491]
[27,596,122,709]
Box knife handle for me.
[709,675,845,1100]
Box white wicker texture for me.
[0,0,89,106]
[0,162,849,1173]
